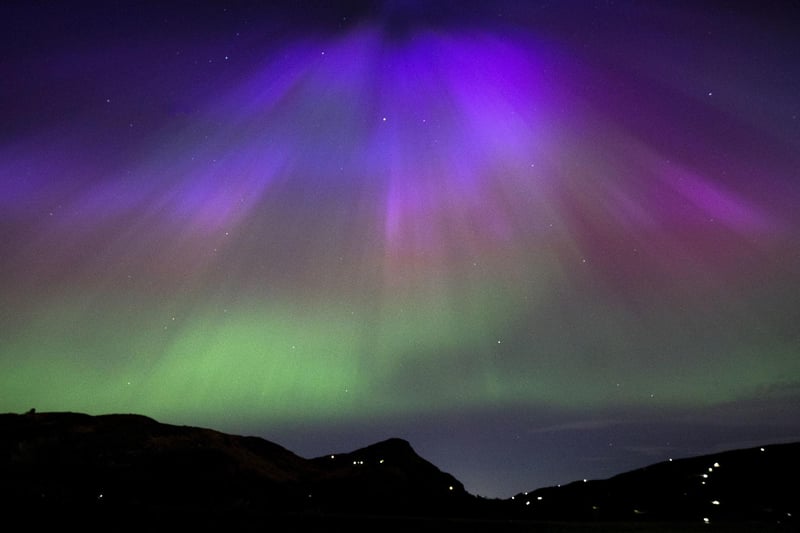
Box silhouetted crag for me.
[307,437,467,515]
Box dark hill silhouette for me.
[1,411,797,531]
[510,442,799,527]
[308,437,467,514]
[0,412,311,512]
[0,411,474,529]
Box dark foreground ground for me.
[19,513,795,533]
[284,515,794,533]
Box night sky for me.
[2,1,799,498]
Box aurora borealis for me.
[2,1,799,497]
